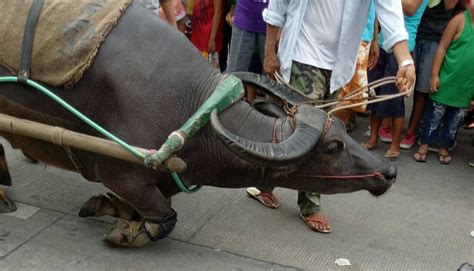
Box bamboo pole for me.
[0,113,147,165]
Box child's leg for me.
[419,99,446,146]
[438,106,468,161]
[415,99,444,159]
[390,116,404,153]
[363,112,382,149]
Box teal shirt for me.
[380,0,428,51]
[361,0,376,42]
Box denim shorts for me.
[413,39,438,94]
[419,98,467,148]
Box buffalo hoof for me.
[103,219,160,247]
[0,188,17,213]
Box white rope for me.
[51,126,65,146]
[274,71,416,116]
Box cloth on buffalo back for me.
[0,0,132,88]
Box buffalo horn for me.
[231,72,313,105]
[210,105,326,167]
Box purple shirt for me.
[233,0,268,34]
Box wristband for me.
[399,59,414,68]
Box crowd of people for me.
[141,0,474,233]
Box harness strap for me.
[50,126,98,182]
[19,0,45,84]
[64,146,99,182]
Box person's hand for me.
[429,75,439,93]
[368,42,380,70]
[225,12,234,26]
[396,64,416,93]
[208,40,216,53]
[264,54,280,79]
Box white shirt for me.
[263,0,408,93]
[293,0,344,70]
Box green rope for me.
[0,76,200,193]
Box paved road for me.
[0,119,473,270]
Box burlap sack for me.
[0,0,132,87]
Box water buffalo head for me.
[210,74,396,196]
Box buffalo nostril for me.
[384,165,397,183]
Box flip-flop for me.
[246,187,280,209]
[361,142,378,150]
[299,213,332,233]
[468,160,474,167]
[438,154,452,164]
[384,150,400,161]
[413,152,427,162]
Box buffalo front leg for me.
[101,185,177,247]
[97,163,177,247]
[0,188,16,213]
[78,193,139,220]
[0,144,15,213]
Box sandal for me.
[413,152,427,162]
[384,150,400,161]
[299,212,332,233]
[246,187,280,209]
[438,154,452,164]
[361,142,378,150]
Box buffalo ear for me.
[323,140,345,155]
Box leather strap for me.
[63,147,99,182]
[18,0,45,84]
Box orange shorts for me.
[339,41,371,112]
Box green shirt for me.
[431,11,474,108]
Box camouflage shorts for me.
[290,61,340,101]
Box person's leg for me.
[298,191,321,215]
[415,99,445,161]
[407,92,428,135]
[226,27,255,72]
[363,111,382,149]
[437,106,467,164]
[377,52,404,158]
[226,27,258,101]
[289,62,331,233]
[219,16,233,72]
[406,40,437,133]
[403,40,437,148]
[387,116,403,159]
[297,191,331,233]
[289,61,328,100]
[363,48,386,149]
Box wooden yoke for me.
[0,113,186,173]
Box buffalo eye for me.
[324,140,345,154]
